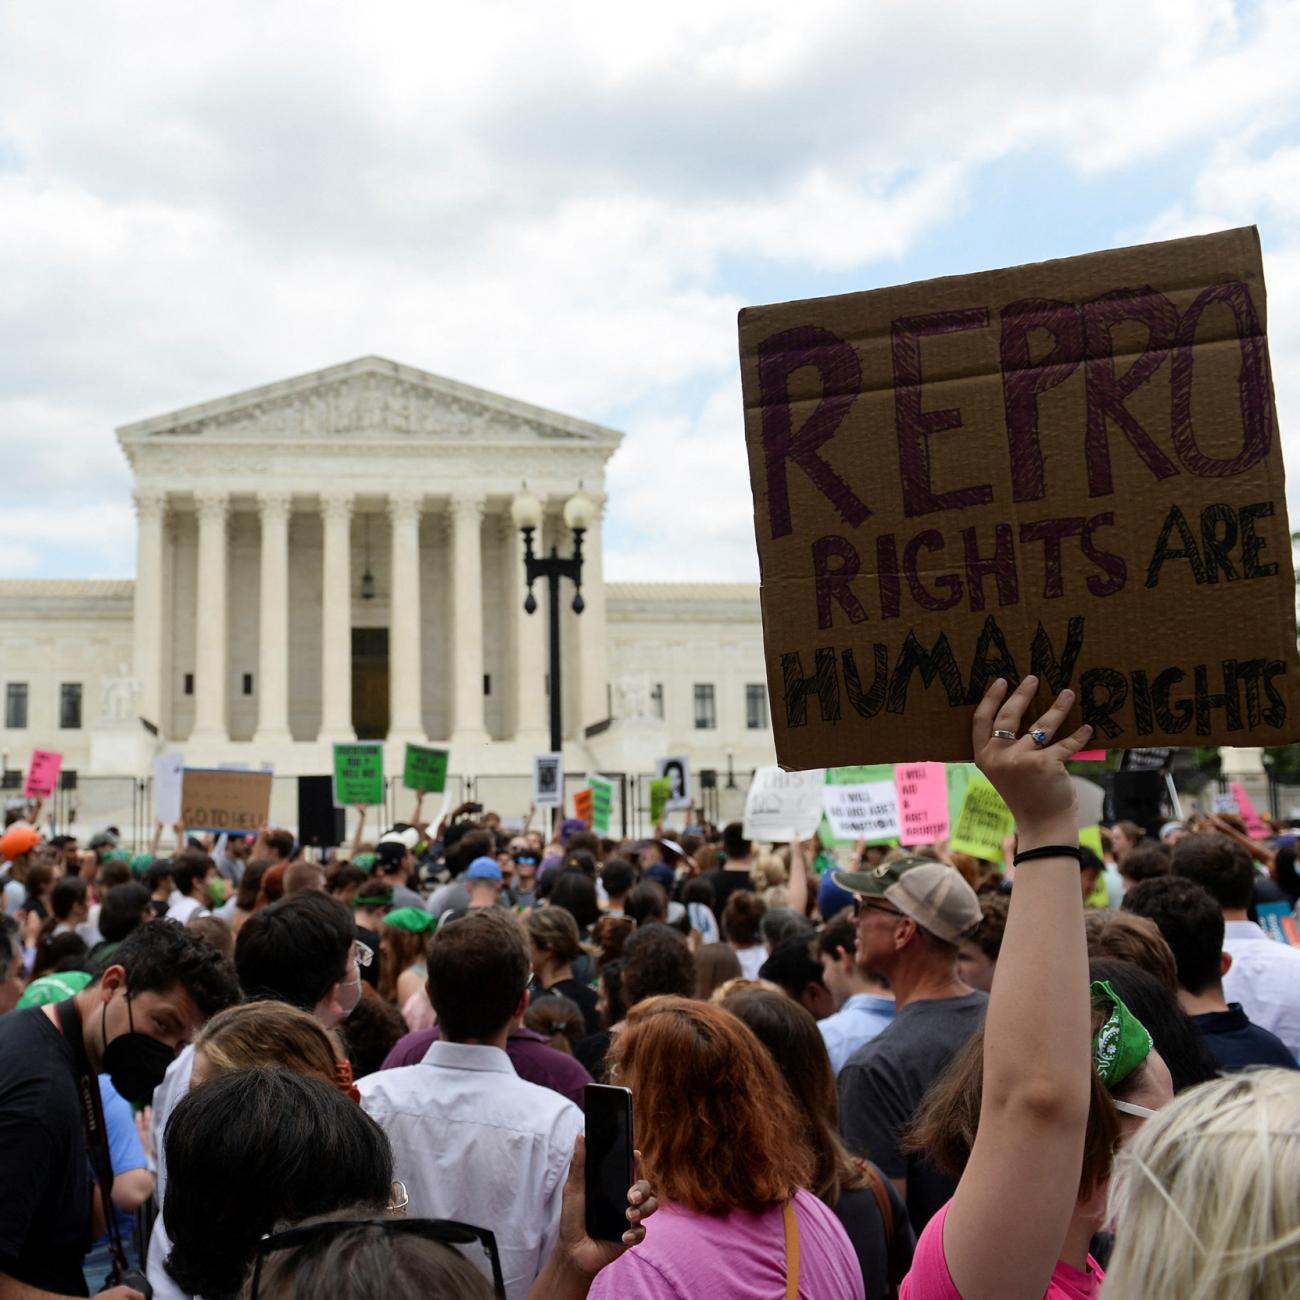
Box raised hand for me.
[972,675,1090,841]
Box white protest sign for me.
[154,752,185,825]
[1212,792,1240,814]
[822,781,900,842]
[654,755,692,811]
[742,766,826,842]
[533,752,564,808]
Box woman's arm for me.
[788,836,810,917]
[942,676,1092,1300]
[350,806,367,858]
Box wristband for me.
[1012,844,1082,867]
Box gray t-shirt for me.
[838,989,987,1234]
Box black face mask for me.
[101,993,175,1105]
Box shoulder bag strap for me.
[783,1199,801,1300]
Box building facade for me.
[0,358,776,827]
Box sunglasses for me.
[249,1213,505,1299]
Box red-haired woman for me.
[589,995,863,1299]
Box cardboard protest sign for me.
[744,766,827,841]
[153,753,185,825]
[332,743,384,807]
[533,753,563,808]
[949,776,1014,860]
[589,774,614,834]
[1229,781,1270,838]
[822,780,899,842]
[573,786,594,826]
[23,750,62,800]
[181,768,272,833]
[895,762,949,845]
[740,227,1300,766]
[654,756,692,811]
[403,744,449,794]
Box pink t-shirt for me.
[588,1188,865,1300]
[900,1201,1102,1300]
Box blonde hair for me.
[194,1002,344,1087]
[749,852,787,891]
[1103,1069,1300,1300]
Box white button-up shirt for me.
[1223,920,1300,1061]
[358,1040,583,1300]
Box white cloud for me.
[0,0,1298,581]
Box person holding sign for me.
[899,678,1174,1299]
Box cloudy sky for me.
[2,0,1299,583]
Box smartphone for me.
[584,1083,635,1242]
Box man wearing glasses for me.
[835,856,987,1236]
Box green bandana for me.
[1091,980,1153,1089]
[383,906,437,934]
[353,892,392,909]
[351,852,376,873]
[102,848,131,864]
[130,853,153,876]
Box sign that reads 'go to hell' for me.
[740,227,1300,766]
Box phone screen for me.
[584,1084,634,1242]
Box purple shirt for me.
[588,1188,864,1300]
[381,1026,592,1109]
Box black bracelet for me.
[1012,844,1083,866]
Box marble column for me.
[512,497,548,743]
[388,493,424,739]
[450,495,488,744]
[320,492,356,740]
[254,492,293,745]
[578,494,609,731]
[131,489,167,731]
[190,491,229,742]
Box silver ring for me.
[1030,728,1050,747]
[991,729,1017,741]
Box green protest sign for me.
[649,777,672,825]
[403,744,449,794]
[590,774,614,835]
[332,743,384,807]
[821,765,896,846]
[948,775,1014,861]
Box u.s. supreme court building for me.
[0,357,777,832]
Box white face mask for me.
[337,972,363,1018]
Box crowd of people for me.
[1,675,1299,1298]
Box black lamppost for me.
[510,488,594,756]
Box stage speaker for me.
[298,775,344,849]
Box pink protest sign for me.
[1073,749,1106,761]
[24,750,63,799]
[1229,782,1270,838]
[895,762,949,846]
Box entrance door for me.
[352,628,390,740]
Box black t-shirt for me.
[355,924,381,988]
[839,990,988,1234]
[535,977,601,1037]
[702,865,755,920]
[0,1008,93,1296]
